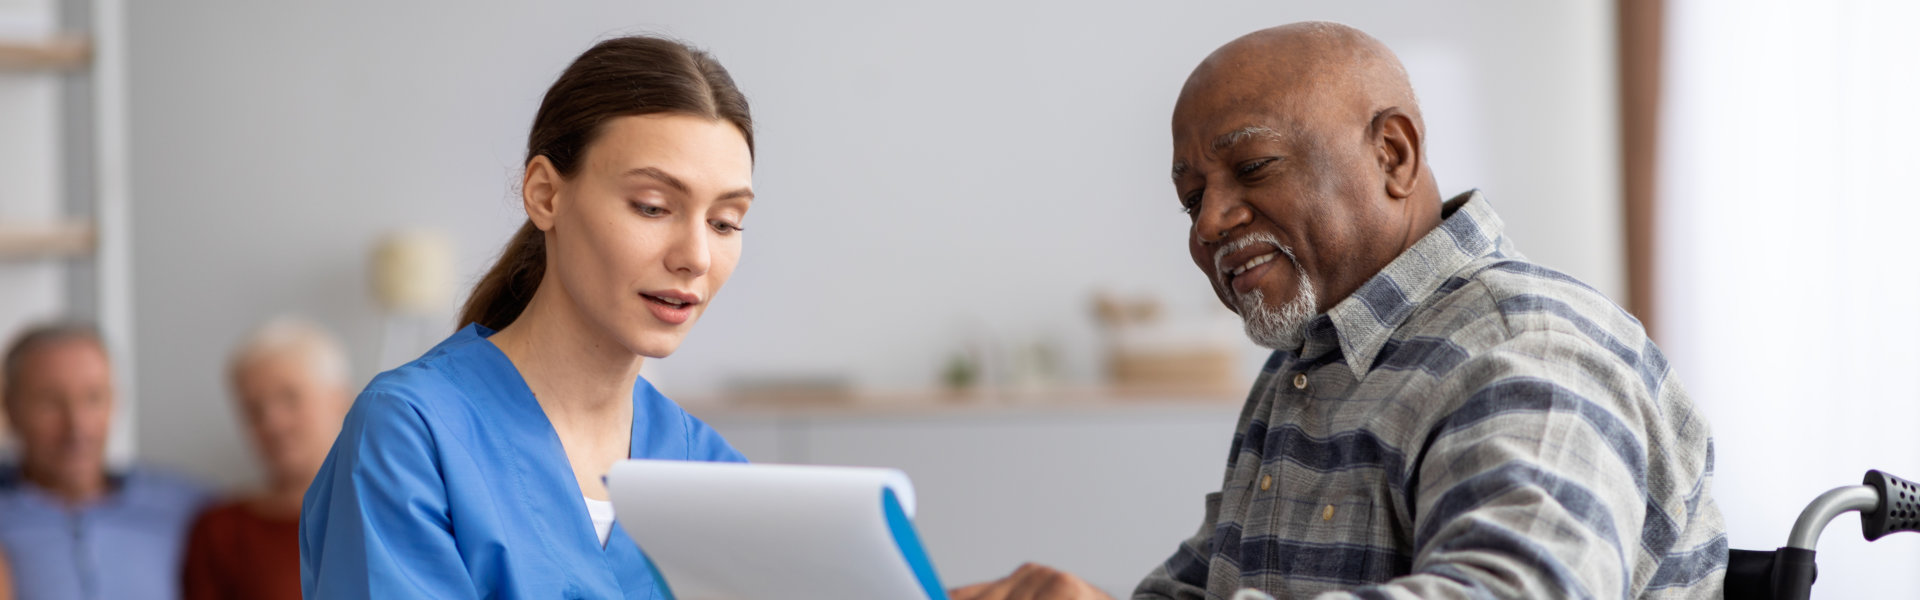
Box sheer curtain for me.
[1658,1,1920,596]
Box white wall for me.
[125,0,1621,492]
[1658,1,1920,597]
[119,0,1624,591]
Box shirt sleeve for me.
[1132,491,1221,600]
[301,391,478,599]
[1312,329,1707,600]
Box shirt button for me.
[1260,475,1272,491]
[1292,373,1308,389]
[1323,504,1336,521]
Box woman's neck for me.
[487,284,641,423]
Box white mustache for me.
[1212,232,1294,279]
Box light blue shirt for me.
[0,466,210,600]
[300,324,746,599]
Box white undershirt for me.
[584,495,615,547]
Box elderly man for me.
[0,324,209,600]
[953,22,1724,600]
[182,317,352,600]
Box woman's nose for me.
[664,221,712,277]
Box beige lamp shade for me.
[371,229,454,314]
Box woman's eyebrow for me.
[624,167,690,194]
[624,166,753,201]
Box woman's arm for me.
[302,392,478,599]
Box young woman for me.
[301,36,755,599]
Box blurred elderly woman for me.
[182,317,351,600]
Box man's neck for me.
[23,462,110,506]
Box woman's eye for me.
[710,220,744,234]
[634,203,666,217]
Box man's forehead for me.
[1171,111,1303,177]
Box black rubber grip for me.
[1770,547,1819,600]
[1862,470,1920,541]
[1724,549,1777,599]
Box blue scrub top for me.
[300,324,745,599]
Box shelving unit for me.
[1,0,135,462]
[0,220,94,259]
[0,34,90,72]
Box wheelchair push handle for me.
[1862,469,1920,542]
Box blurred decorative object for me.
[0,219,94,260]
[0,33,91,72]
[941,350,979,391]
[370,229,455,369]
[1092,291,1241,393]
[370,229,455,315]
[1008,338,1062,391]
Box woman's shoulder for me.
[353,324,503,416]
[631,376,746,463]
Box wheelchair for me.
[1726,469,1920,599]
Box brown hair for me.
[458,36,755,332]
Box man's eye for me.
[1236,158,1276,176]
[1180,191,1203,216]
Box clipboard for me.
[606,459,949,599]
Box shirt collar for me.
[1300,190,1507,379]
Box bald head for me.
[1175,22,1426,181]
[1172,22,1443,349]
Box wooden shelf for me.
[0,35,92,73]
[678,383,1247,419]
[0,220,96,260]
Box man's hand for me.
[948,563,1114,600]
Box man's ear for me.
[1371,108,1423,200]
[523,155,562,231]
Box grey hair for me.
[1213,232,1319,350]
[229,316,350,388]
[2,322,105,404]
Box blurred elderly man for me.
[182,317,351,600]
[952,22,1725,600]
[0,323,209,600]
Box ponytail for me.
[458,221,546,331]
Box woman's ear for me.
[523,155,562,231]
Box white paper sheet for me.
[607,459,947,600]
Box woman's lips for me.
[642,293,695,325]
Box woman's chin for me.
[624,331,687,360]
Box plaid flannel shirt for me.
[1135,191,1726,600]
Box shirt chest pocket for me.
[1239,467,1403,591]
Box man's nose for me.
[1194,190,1253,244]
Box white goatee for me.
[1214,232,1318,350]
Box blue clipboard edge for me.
[640,488,949,599]
[884,488,950,600]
